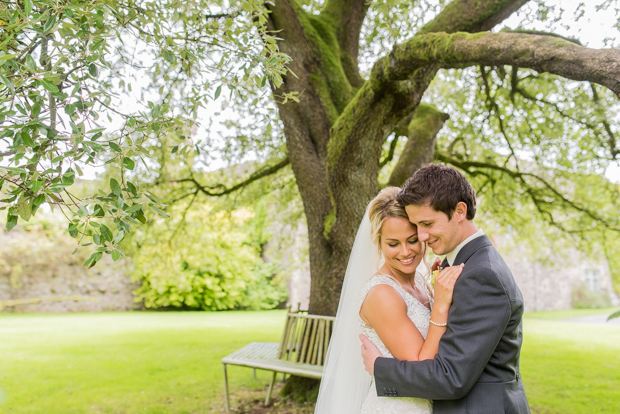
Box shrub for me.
[130,204,287,311]
[572,283,612,309]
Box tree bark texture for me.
[266,0,620,316]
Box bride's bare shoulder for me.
[361,280,407,314]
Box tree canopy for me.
[1,0,620,315]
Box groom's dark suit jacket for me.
[374,235,530,414]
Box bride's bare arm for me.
[360,266,464,361]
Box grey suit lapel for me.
[452,234,493,266]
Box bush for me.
[130,204,287,311]
[572,283,612,309]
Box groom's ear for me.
[453,201,468,223]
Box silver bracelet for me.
[429,319,447,327]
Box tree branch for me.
[372,32,620,96]
[387,104,449,186]
[380,135,400,169]
[419,0,530,34]
[500,28,582,45]
[171,156,290,197]
[435,151,620,232]
[321,0,369,87]
[590,83,619,160]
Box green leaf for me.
[114,231,125,244]
[88,64,98,77]
[111,249,121,261]
[109,142,122,152]
[68,222,78,238]
[62,170,75,185]
[122,157,135,170]
[83,251,102,268]
[152,206,170,218]
[31,102,41,118]
[214,85,222,100]
[4,167,27,175]
[0,75,14,93]
[16,199,32,221]
[0,53,16,61]
[163,50,175,64]
[32,194,45,208]
[608,310,620,321]
[30,180,42,194]
[135,209,146,224]
[6,214,17,231]
[21,130,34,147]
[24,0,32,15]
[100,225,113,242]
[77,205,88,216]
[125,204,142,213]
[25,55,37,71]
[84,141,104,151]
[144,193,160,203]
[127,182,137,196]
[43,15,57,33]
[41,79,59,92]
[93,204,105,217]
[110,178,121,196]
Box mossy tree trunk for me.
[266,0,620,317]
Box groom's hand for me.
[360,334,382,376]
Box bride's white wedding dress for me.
[358,274,434,414]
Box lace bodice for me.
[358,273,434,414]
[358,273,433,358]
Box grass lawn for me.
[0,308,618,413]
[0,311,289,414]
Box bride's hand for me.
[433,264,464,311]
[431,257,442,273]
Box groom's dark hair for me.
[396,163,477,220]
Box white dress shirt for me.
[446,229,485,266]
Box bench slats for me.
[222,312,336,412]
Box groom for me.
[360,164,530,413]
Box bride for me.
[315,187,463,413]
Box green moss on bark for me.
[291,5,354,120]
[323,208,336,240]
[326,81,387,170]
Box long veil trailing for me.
[314,211,379,413]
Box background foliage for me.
[0,0,291,267]
[1,0,620,313]
[128,201,287,311]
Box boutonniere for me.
[430,267,443,288]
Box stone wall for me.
[3,218,617,314]
[501,241,619,312]
[0,226,137,313]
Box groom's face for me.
[404,203,459,256]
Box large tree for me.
[254,0,620,315]
[2,0,620,316]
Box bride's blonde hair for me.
[368,187,431,276]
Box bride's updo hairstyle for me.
[368,187,431,275]
[368,187,409,258]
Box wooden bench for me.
[221,311,335,411]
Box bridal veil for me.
[314,211,378,413]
